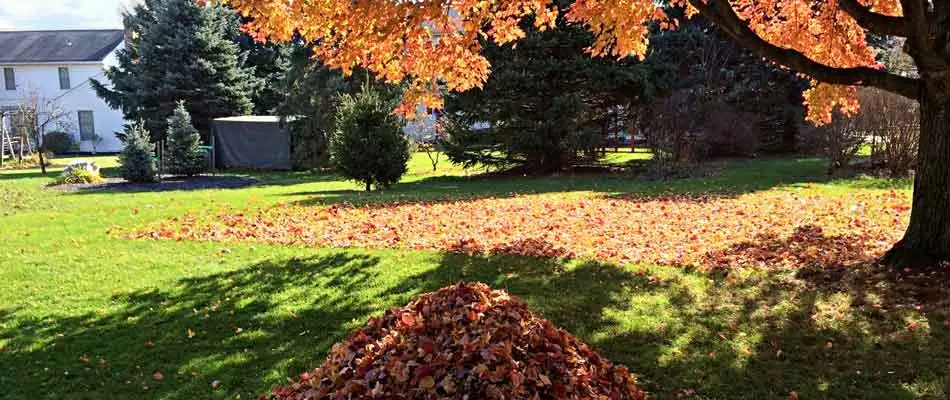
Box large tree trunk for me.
[882,81,950,267]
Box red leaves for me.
[260,282,645,400]
[135,190,911,270]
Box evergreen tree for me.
[278,44,379,169]
[165,101,207,176]
[442,1,668,173]
[119,121,158,183]
[236,33,291,115]
[92,0,254,141]
[330,87,409,191]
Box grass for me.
[0,153,944,400]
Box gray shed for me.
[213,116,291,170]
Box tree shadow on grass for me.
[287,158,831,208]
[0,253,394,400]
[384,246,948,399]
[699,225,882,269]
[2,242,945,400]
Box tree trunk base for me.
[880,240,950,269]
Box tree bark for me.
[882,79,950,267]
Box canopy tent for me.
[213,116,291,170]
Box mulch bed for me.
[49,175,257,193]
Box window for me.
[78,111,95,141]
[58,67,70,89]
[3,68,14,91]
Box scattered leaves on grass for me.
[262,282,645,400]
[133,190,910,269]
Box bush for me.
[42,131,77,154]
[165,102,207,176]
[799,113,865,173]
[119,121,158,183]
[329,88,409,191]
[262,282,646,400]
[641,89,761,178]
[51,167,104,186]
[859,88,919,176]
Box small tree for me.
[13,89,73,175]
[165,102,206,176]
[119,121,158,183]
[330,88,409,191]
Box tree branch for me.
[687,0,921,100]
[838,0,908,37]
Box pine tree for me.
[442,1,666,173]
[165,101,206,176]
[119,121,158,183]
[92,0,254,141]
[330,87,409,191]
[278,44,379,169]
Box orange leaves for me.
[135,189,910,269]
[222,0,559,113]
[261,282,646,399]
[566,0,664,59]
[804,82,861,125]
[221,0,896,125]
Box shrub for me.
[42,131,77,154]
[329,88,409,191]
[262,282,646,400]
[165,102,207,176]
[799,112,865,173]
[119,121,158,183]
[641,89,762,178]
[859,88,919,176]
[51,167,104,186]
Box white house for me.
[0,29,127,153]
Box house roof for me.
[0,30,124,64]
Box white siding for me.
[0,46,127,153]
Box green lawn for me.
[1,154,944,400]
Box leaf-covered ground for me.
[3,155,947,400]
[134,189,910,270]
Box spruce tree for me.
[330,88,409,191]
[165,101,206,176]
[119,121,158,183]
[92,0,254,141]
[441,1,666,173]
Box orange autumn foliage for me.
[219,0,901,123]
[133,190,910,269]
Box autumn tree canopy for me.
[220,0,950,266]
[221,0,915,122]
